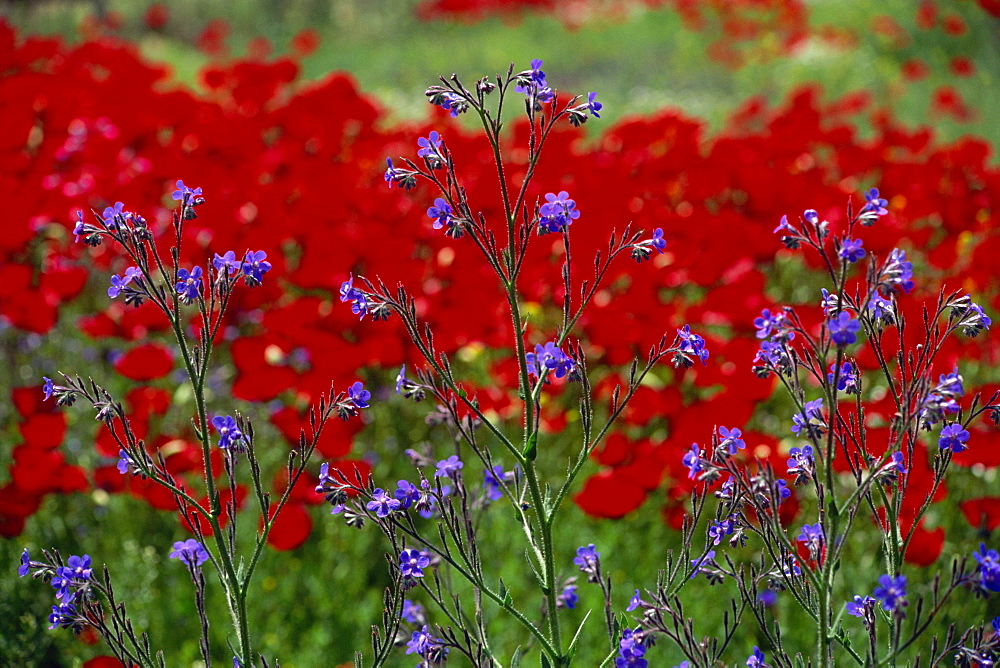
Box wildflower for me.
[973,544,1000,593]
[845,594,875,618]
[758,589,778,607]
[171,180,204,206]
[747,647,770,668]
[586,91,602,117]
[169,539,209,568]
[791,399,825,438]
[482,465,508,501]
[774,479,791,502]
[820,289,839,317]
[828,311,861,345]
[383,157,417,190]
[213,251,241,276]
[401,599,425,624]
[689,550,717,580]
[935,368,965,397]
[867,292,895,326]
[241,250,272,287]
[574,544,601,582]
[873,574,908,615]
[394,480,420,509]
[538,191,580,234]
[101,201,128,228]
[939,423,970,453]
[753,309,787,340]
[526,341,575,379]
[435,455,463,479]
[879,248,914,293]
[839,237,866,263]
[400,549,430,580]
[616,628,647,668]
[366,488,401,518]
[117,449,134,475]
[675,324,709,366]
[315,463,348,514]
[211,415,244,450]
[753,340,790,377]
[827,361,858,393]
[427,89,467,117]
[627,589,642,612]
[949,296,992,337]
[682,444,704,479]
[108,267,140,298]
[773,214,794,234]
[718,426,746,455]
[416,131,444,163]
[859,187,888,224]
[48,603,78,630]
[708,518,736,546]
[797,523,824,560]
[18,549,30,577]
[877,451,908,484]
[558,584,578,609]
[176,266,203,303]
[427,198,454,230]
[405,625,449,664]
[348,381,371,409]
[42,377,54,401]
[920,392,960,428]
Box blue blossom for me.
[405,625,449,664]
[18,549,30,577]
[718,426,745,455]
[797,523,824,560]
[774,479,791,502]
[676,324,709,366]
[827,361,858,393]
[538,191,580,234]
[213,251,241,275]
[803,209,819,225]
[515,60,553,108]
[708,518,736,546]
[416,131,444,163]
[526,58,546,86]
[939,423,970,453]
[211,415,244,450]
[974,544,1000,593]
[586,91,602,118]
[483,465,507,501]
[877,451,908,485]
[42,377,54,401]
[758,589,778,607]
[574,544,601,581]
[820,289,839,317]
[949,296,992,337]
[170,539,209,568]
[348,381,371,409]
[682,444,704,479]
[176,266,203,303]
[117,449,133,475]
[315,463,347,514]
[880,248,914,293]
[400,549,430,580]
[689,550,716,579]
[526,341,575,379]
[859,187,888,223]
[558,584,578,609]
[429,90,467,117]
[845,594,875,618]
[426,197,453,230]
[936,368,965,397]
[867,292,895,325]
[395,480,421,509]
[241,250,272,287]
[651,228,666,252]
[401,599,425,624]
[753,309,786,340]
[791,399,825,438]
[873,574,907,615]
[101,201,127,228]
[787,445,814,484]
[920,392,960,428]
[435,455,463,479]
[747,647,770,668]
[627,589,642,612]
[108,267,140,298]
[383,157,417,190]
[339,273,363,303]
[828,311,861,345]
[839,237,865,263]
[773,214,793,234]
[48,602,77,630]
[616,628,647,668]
[366,488,401,518]
[171,180,203,205]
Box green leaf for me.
[522,432,538,461]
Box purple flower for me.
[586,91,602,118]
[803,209,819,224]
[213,251,241,275]
[827,361,858,393]
[787,445,814,484]
[676,324,709,366]
[366,488,402,518]
[936,368,965,397]
[718,426,745,455]
[241,250,272,287]
[775,479,791,502]
[401,599,424,624]
[526,341,575,379]
[171,180,203,205]
[101,201,127,228]
[348,381,371,409]
[339,273,363,302]
[753,308,784,340]
[176,266,203,303]
[108,267,140,298]
[395,480,421,509]
[429,90,467,117]
[797,523,824,560]
[747,647,770,668]
[483,465,507,501]
[427,198,453,230]
[839,237,865,263]
[845,594,875,618]
[867,292,895,326]
[526,58,546,86]
[939,422,970,453]
[117,449,132,475]
[708,518,736,546]
[42,377,54,401]
[651,228,666,252]
[873,574,907,615]
[828,311,861,345]
[48,602,77,630]
[758,589,778,607]
[400,549,430,579]
[682,444,703,479]
[773,214,793,234]
[405,625,448,663]
[616,628,647,668]
[212,415,244,450]
[880,248,914,293]
[689,550,716,579]
[558,584,578,609]
[538,191,581,234]
[627,589,642,612]
[791,399,825,437]
[416,131,443,162]
[973,544,1000,593]
[435,455,463,479]
[859,187,888,222]
[18,549,30,577]
[170,539,209,568]
[574,544,600,581]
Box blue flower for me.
[689,550,716,579]
[859,187,888,223]
[747,646,770,667]
[845,594,875,618]
[211,415,244,450]
[401,599,424,624]
[558,584,578,609]
[101,201,127,228]
[880,248,914,293]
[176,266,203,303]
[873,574,907,615]
[586,91,603,118]
[574,544,601,580]
[42,377,54,401]
[526,58,547,86]
[791,399,825,437]
[435,455,463,479]
[827,361,858,393]
[651,228,666,252]
[48,602,77,630]
[395,480,421,509]
[117,449,133,475]
[538,191,581,234]
[939,422,970,453]
[108,267,140,298]
[773,214,793,234]
[758,589,778,607]
[241,250,272,287]
[526,341,575,379]
[803,209,819,224]
[366,488,402,518]
[787,445,814,484]
[797,523,824,560]
[416,131,443,162]
[616,628,647,668]
[682,444,703,479]
[170,539,209,568]
[482,465,508,501]
[774,479,791,502]
[348,381,371,409]
[753,309,786,340]
[427,197,453,230]
[974,544,1000,593]
[867,292,895,325]
[626,589,642,612]
[213,251,241,275]
[708,518,736,546]
[676,325,709,366]
[405,625,448,663]
[18,549,30,577]
[171,180,203,205]
[839,237,865,263]
[936,368,965,397]
[718,426,745,455]
[400,549,430,579]
[828,311,861,345]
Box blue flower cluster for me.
[169,539,209,568]
[538,191,580,234]
[19,550,92,631]
[526,341,575,380]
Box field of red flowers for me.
[1,2,999,662]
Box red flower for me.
[114,343,175,381]
[263,501,312,551]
